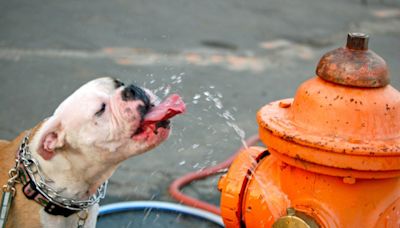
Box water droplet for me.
[213,98,223,109]
[221,110,235,120]
[192,144,199,149]
[193,94,201,100]
[163,85,171,96]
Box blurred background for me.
[0,0,399,227]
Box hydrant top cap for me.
[316,33,389,88]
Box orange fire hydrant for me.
[218,33,400,228]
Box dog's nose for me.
[121,84,151,111]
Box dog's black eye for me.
[95,103,106,117]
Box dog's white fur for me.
[21,77,170,227]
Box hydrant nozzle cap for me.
[316,33,389,88]
[346,33,369,50]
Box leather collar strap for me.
[18,163,77,217]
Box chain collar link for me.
[18,133,108,211]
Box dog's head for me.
[34,77,185,164]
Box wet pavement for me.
[0,0,399,227]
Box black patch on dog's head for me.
[113,78,125,89]
[121,84,151,116]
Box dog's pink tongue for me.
[143,94,186,124]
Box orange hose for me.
[168,134,260,215]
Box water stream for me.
[145,73,250,152]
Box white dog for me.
[0,77,185,227]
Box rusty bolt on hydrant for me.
[218,33,400,228]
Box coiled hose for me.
[99,201,224,227]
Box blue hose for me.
[98,201,224,227]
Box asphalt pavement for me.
[0,0,399,227]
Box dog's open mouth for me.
[132,94,186,139]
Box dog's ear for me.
[37,117,65,160]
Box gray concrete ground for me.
[0,0,399,227]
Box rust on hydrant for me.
[218,33,400,228]
[316,33,389,88]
